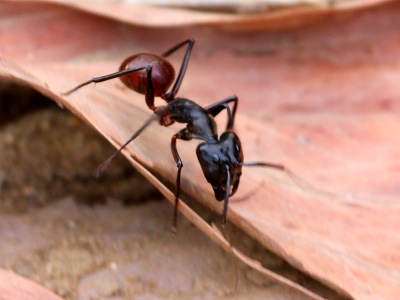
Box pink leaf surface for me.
[1,1,400,299]
[56,0,395,29]
[0,269,63,300]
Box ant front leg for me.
[204,95,238,130]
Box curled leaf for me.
[1,1,400,299]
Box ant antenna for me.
[219,206,239,297]
[222,164,231,226]
[241,162,337,198]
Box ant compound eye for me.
[212,154,220,163]
[235,144,241,153]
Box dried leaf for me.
[58,0,395,29]
[0,269,63,300]
[1,1,400,299]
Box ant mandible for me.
[63,39,290,231]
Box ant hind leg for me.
[161,39,195,102]
[204,95,239,131]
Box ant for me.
[63,39,293,231]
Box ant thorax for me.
[163,98,218,143]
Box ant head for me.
[196,131,243,201]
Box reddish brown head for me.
[119,53,175,97]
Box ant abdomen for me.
[119,53,175,97]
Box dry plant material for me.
[61,0,394,29]
[0,269,63,300]
[1,1,400,299]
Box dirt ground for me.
[0,83,343,299]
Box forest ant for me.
[63,39,297,231]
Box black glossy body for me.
[156,98,218,142]
[197,131,243,201]
[64,39,250,228]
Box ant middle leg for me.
[95,114,159,177]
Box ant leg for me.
[222,164,231,226]
[144,66,155,110]
[170,133,184,232]
[64,65,156,110]
[161,39,195,101]
[62,66,153,96]
[95,114,158,177]
[204,95,238,130]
